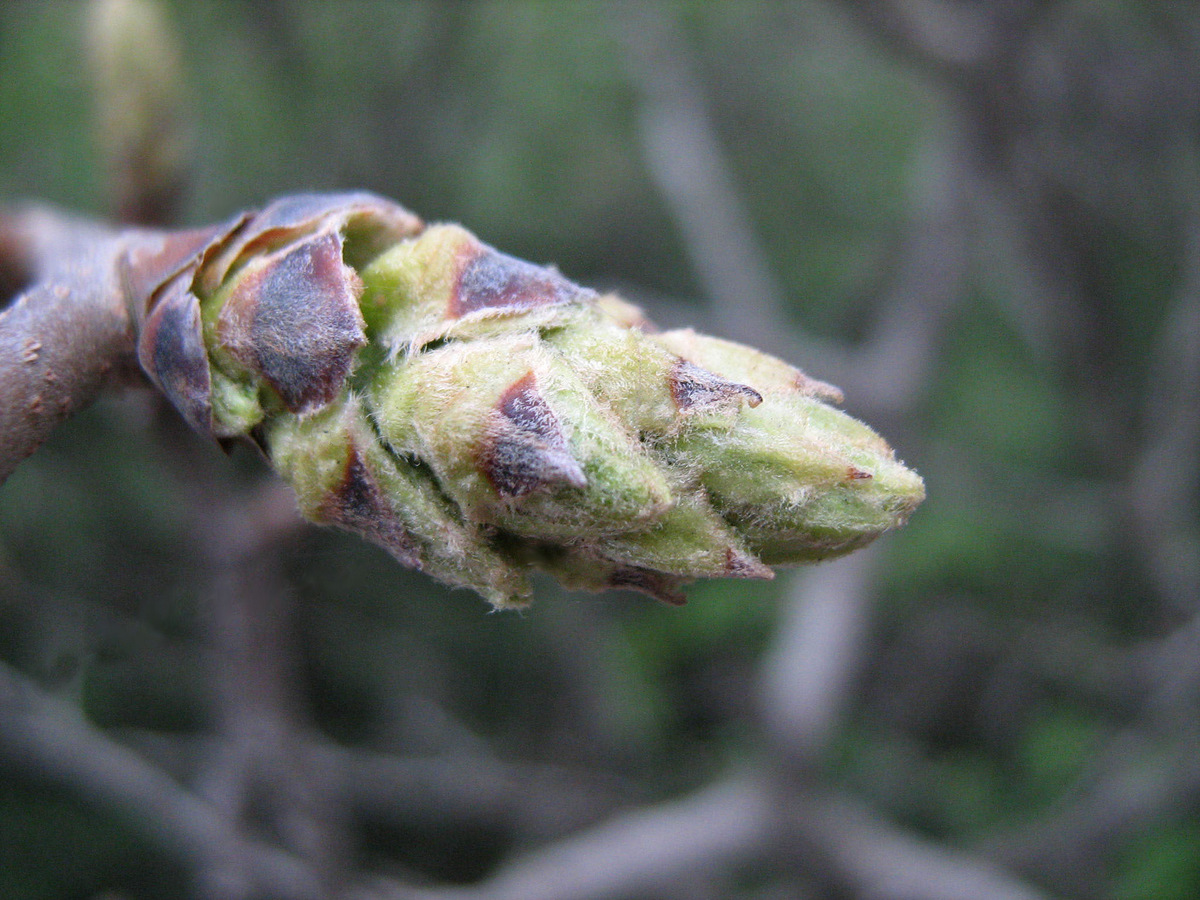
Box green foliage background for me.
[2,2,1197,898]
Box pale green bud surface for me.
[136,192,923,607]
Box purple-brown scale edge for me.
[200,192,424,295]
[796,372,845,404]
[216,229,365,415]
[724,546,774,580]
[606,565,689,606]
[669,359,763,413]
[316,441,423,570]
[137,273,213,434]
[121,214,248,317]
[450,241,594,318]
[478,371,587,498]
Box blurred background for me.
[2,1,1198,898]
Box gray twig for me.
[0,208,136,482]
[0,660,326,900]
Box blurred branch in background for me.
[760,552,879,767]
[618,3,967,418]
[0,659,325,900]
[1127,154,1200,623]
[3,1,1200,899]
[188,472,348,898]
[87,0,190,225]
[843,5,1200,900]
[618,5,790,354]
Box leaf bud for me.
[131,192,924,606]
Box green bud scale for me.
[127,192,924,607]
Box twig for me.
[352,769,1055,900]
[759,549,879,765]
[835,0,1039,81]
[121,728,627,842]
[87,0,191,225]
[790,786,1055,900]
[314,742,624,839]
[0,660,326,900]
[0,208,135,482]
[1,656,1059,900]
[1127,171,1200,616]
[619,6,967,415]
[616,6,791,356]
[153,456,352,898]
[983,732,1200,897]
[830,129,971,417]
[403,776,772,900]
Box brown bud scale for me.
[669,359,763,412]
[122,217,246,314]
[606,566,688,606]
[479,372,587,497]
[137,276,212,433]
[724,546,775,579]
[317,442,423,570]
[217,231,365,414]
[451,246,589,318]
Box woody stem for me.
[0,207,137,482]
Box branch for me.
[122,726,630,846]
[1127,178,1200,615]
[791,786,1055,900]
[619,7,968,417]
[0,0,190,476]
[836,0,1012,80]
[0,208,135,481]
[0,660,327,900]
[87,0,191,225]
[403,776,771,900]
[984,733,1200,897]
[616,6,789,356]
[1,656,1057,900]
[189,476,350,895]
[354,770,1054,900]
[759,549,879,764]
